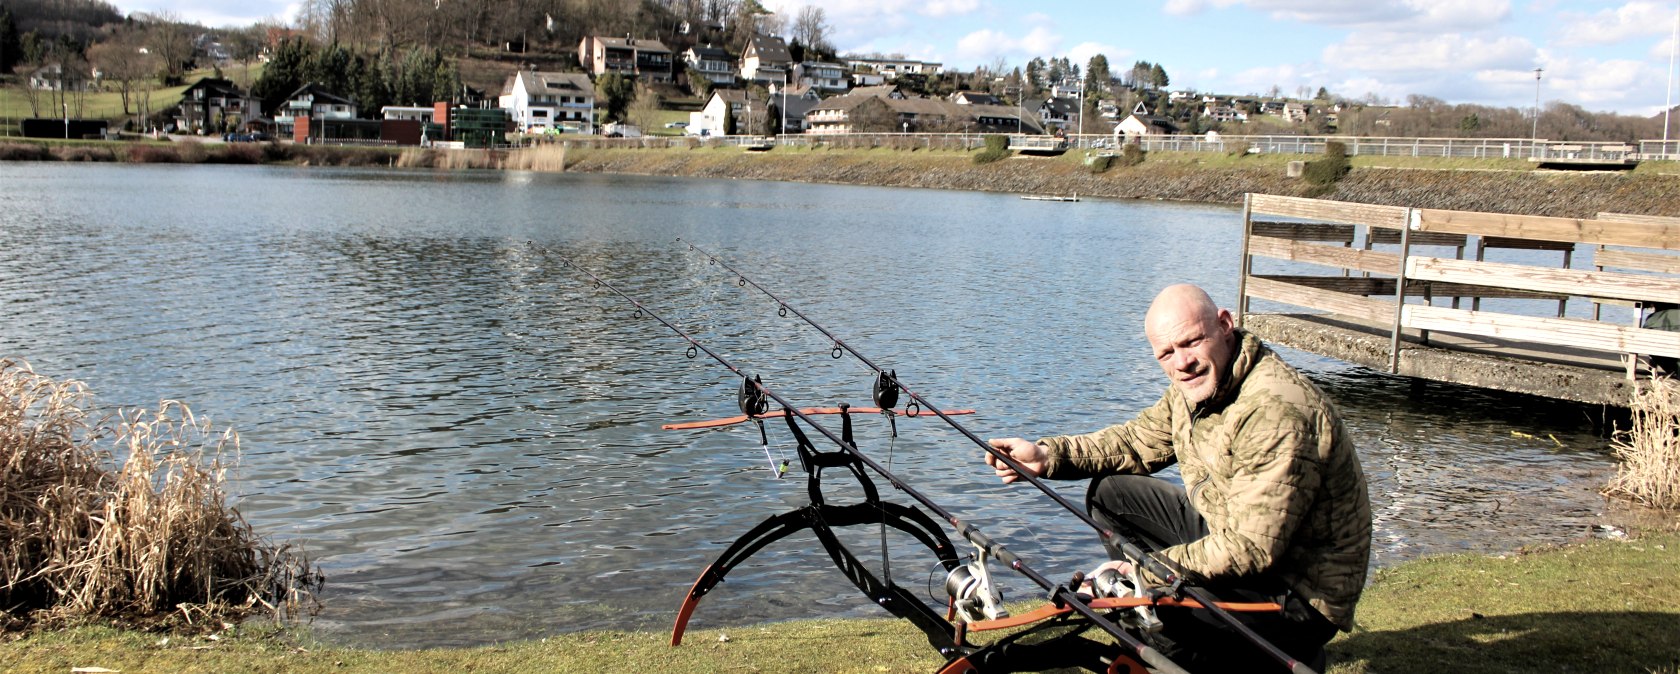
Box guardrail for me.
[1236,194,1680,379]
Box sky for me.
[108,0,1680,116]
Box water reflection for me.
[0,163,1622,649]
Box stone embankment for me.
[557,148,1680,219]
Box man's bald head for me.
[1143,284,1236,405]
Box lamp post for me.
[1530,67,1542,156]
[1666,0,1679,154]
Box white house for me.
[1118,113,1178,136]
[793,61,848,93]
[498,70,595,133]
[688,89,749,137]
[740,33,791,84]
[842,57,942,80]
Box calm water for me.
[0,163,1619,648]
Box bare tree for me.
[88,29,157,121]
[791,5,829,54]
[136,12,192,82]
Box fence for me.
[1236,194,1680,386]
[517,131,1667,162]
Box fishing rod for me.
[545,247,1192,674]
[677,239,1319,674]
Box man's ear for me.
[1216,308,1234,332]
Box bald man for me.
[987,284,1371,671]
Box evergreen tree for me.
[0,7,20,74]
[1084,54,1110,100]
[595,71,635,122]
[1149,63,1168,89]
[251,38,312,111]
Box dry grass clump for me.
[502,144,568,172]
[54,146,116,162]
[0,358,320,631]
[1606,376,1680,509]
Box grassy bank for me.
[3,531,1676,673]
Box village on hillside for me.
[0,2,1667,149]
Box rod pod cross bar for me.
[675,239,1318,674]
[547,246,1190,674]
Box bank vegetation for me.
[0,358,319,631]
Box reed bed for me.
[0,358,319,631]
[501,144,570,172]
[1606,375,1680,509]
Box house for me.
[1118,113,1179,136]
[579,36,674,83]
[793,61,848,93]
[1049,79,1082,99]
[175,77,260,134]
[949,90,1003,106]
[804,91,1039,134]
[775,86,823,133]
[841,57,942,80]
[1097,100,1121,120]
[1168,90,1197,103]
[683,44,735,85]
[28,63,93,91]
[1201,104,1244,123]
[1282,102,1309,123]
[851,70,886,87]
[275,82,361,141]
[1037,97,1076,128]
[740,33,792,84]
[498,70,595,133]
[688,89,753,136]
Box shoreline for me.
[5,139,1678,218]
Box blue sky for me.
[111,0,1680,116]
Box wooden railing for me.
[1236,194,1680,378]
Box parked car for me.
[664,121,688,129]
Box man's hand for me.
[985,437,1048,484]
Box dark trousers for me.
[1087,474,1339,673]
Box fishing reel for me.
[1086,565,1163,634]
[944,547,1008,623]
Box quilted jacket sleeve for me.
[1035,394,1179,480]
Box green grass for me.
[3,533,1676,673]
[0,64,264,135]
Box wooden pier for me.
[1236,195,1680,406]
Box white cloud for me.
[921,0,982,17]
[954,26,1062,63]
[1324,31,1534,72]
[1067,42,1130,69]
[1559,1,1675,46]
[1162,0,1507,30]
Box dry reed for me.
[502,144,569,172]
[1606,375,1680,509]
[0,358,319,631]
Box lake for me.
[0,162,1620,648]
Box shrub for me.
[55,146,116,162]
[176,140,209,163]
[1119,143,1147,167]
[127,144,182,163]
[0,358,319,630]
[1085,153,1115,174]
[211,143,265,164]
[1303,141,1350,188]
[1228,141,1252,157]
[973,134,1011,164]
[0,143,51,160]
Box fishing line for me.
[672,239,1319,674]
[548,246,1200,674]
